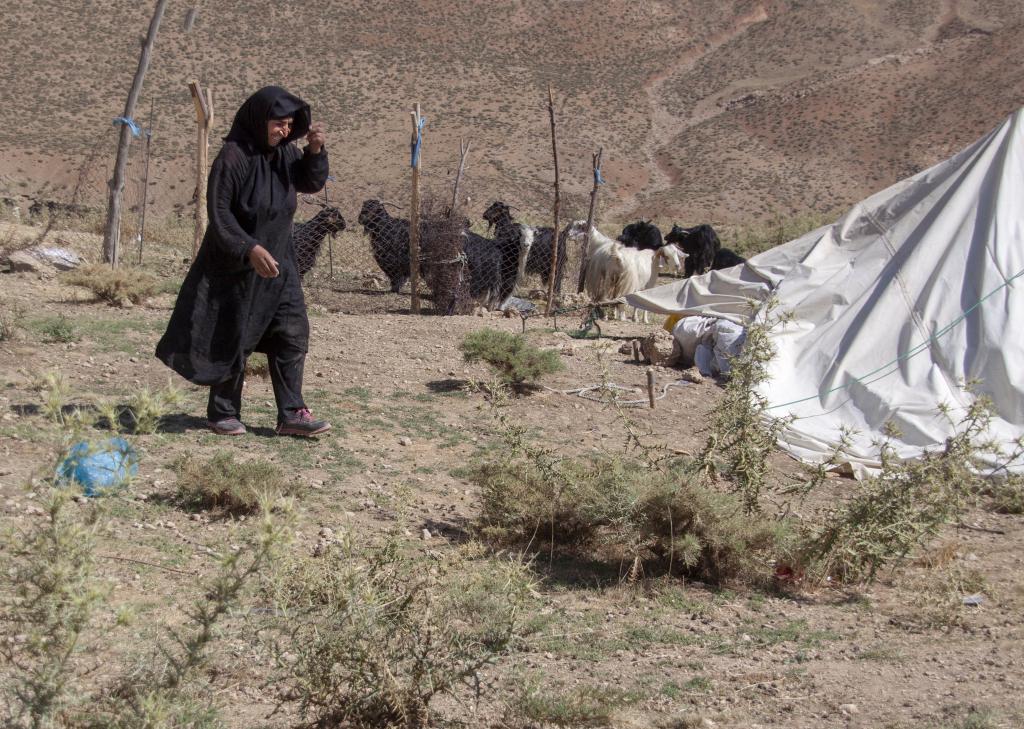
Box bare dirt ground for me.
[1,222,1022,728]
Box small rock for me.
[421,528,432,540]
[839,704,859,716]
[398,436,412,446]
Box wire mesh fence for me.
[4,98,685,317]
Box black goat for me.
[455,201,529,310]
[617,220,664,250]
[293,206,346,279]
[665,224,745,277]
[358,199,415,293]
[482,201,567,296]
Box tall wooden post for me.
[409,104,424,314]
[189,80,214,259]
[137,101,154,264]
[102,0,168,267]
[577,148,603,293]
[544,85,561,316]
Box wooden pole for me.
[544,85,561,316]
[577,147,603,293]
[646,367,656,409]
[102,0,169,267]
[409,104,423,314]
[451,138,470,216]
[324,182,334,279]
[189,80,213,260]
[137,100,154,264]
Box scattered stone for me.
[839,703,859,716]
[962,594,985,607]
[398,436,413,446]
[421,528,432,540]
[5,250,49,274]
[679,367,704,384]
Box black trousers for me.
[207,292,309,424]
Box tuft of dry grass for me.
[174,451,302,514]
[63,264,159,306]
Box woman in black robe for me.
[156,86,331,437]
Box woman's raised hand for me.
[306,121,325,154]
[248,244,279,278]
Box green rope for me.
[767,267,1024,413]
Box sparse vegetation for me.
[0,490,105,728]
[62,264,158,306]
[174,451,298,514]
[460,329,563,390]
[0,298,24,341]
[262,541,534,729]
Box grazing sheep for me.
[293,206,346,280]
[574,222,681,323]
[665,224,745,277]
[357,199,415,293]
[481,201,570,296]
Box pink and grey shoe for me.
[208,417,246,436]
[276,408,331,437]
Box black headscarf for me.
[224,85,312,153]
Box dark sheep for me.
[293,206,346,280]
[357,199,415,293]
[617,220,664,250]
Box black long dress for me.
[156,87,328,396]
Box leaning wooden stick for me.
[646,367,656,409]
[451,138,471,216]
[188,80,213,260]
[409,104,422,314]
[545,84,561,316]
[577,147,603,293]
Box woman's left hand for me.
[306,122,325,154]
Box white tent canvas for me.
[630,109,1024,476]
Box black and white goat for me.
[573,221,681,322]
[665,224,745,278]
[455,201,531,311]
[293,206,346,280]
[481,201,569,296]
[358,199,416,293]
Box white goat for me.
[572,221,681,322]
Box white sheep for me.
[570,221,680,323]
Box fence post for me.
[409,104,424,314]
[189,80,214,260]
[102,0,168,267]
[577,148,603,293]
[137,101,155,264]
[544,85,561,316]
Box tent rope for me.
[767,266,1024,413]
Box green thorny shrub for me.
[460,329,563,391]
[261,540,535,729]
[0,481,292,727]
[473,452,792,585]
[174,451,304,515]
[0,489,106,729]
[797,396,1021,584]
[694,300,790,514]
[87,499,293,728]
[62,265,159,307]
[471,393,792,585]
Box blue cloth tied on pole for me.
[411,116,427,168]
[594,166,605,185]
[113,116,142,138]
